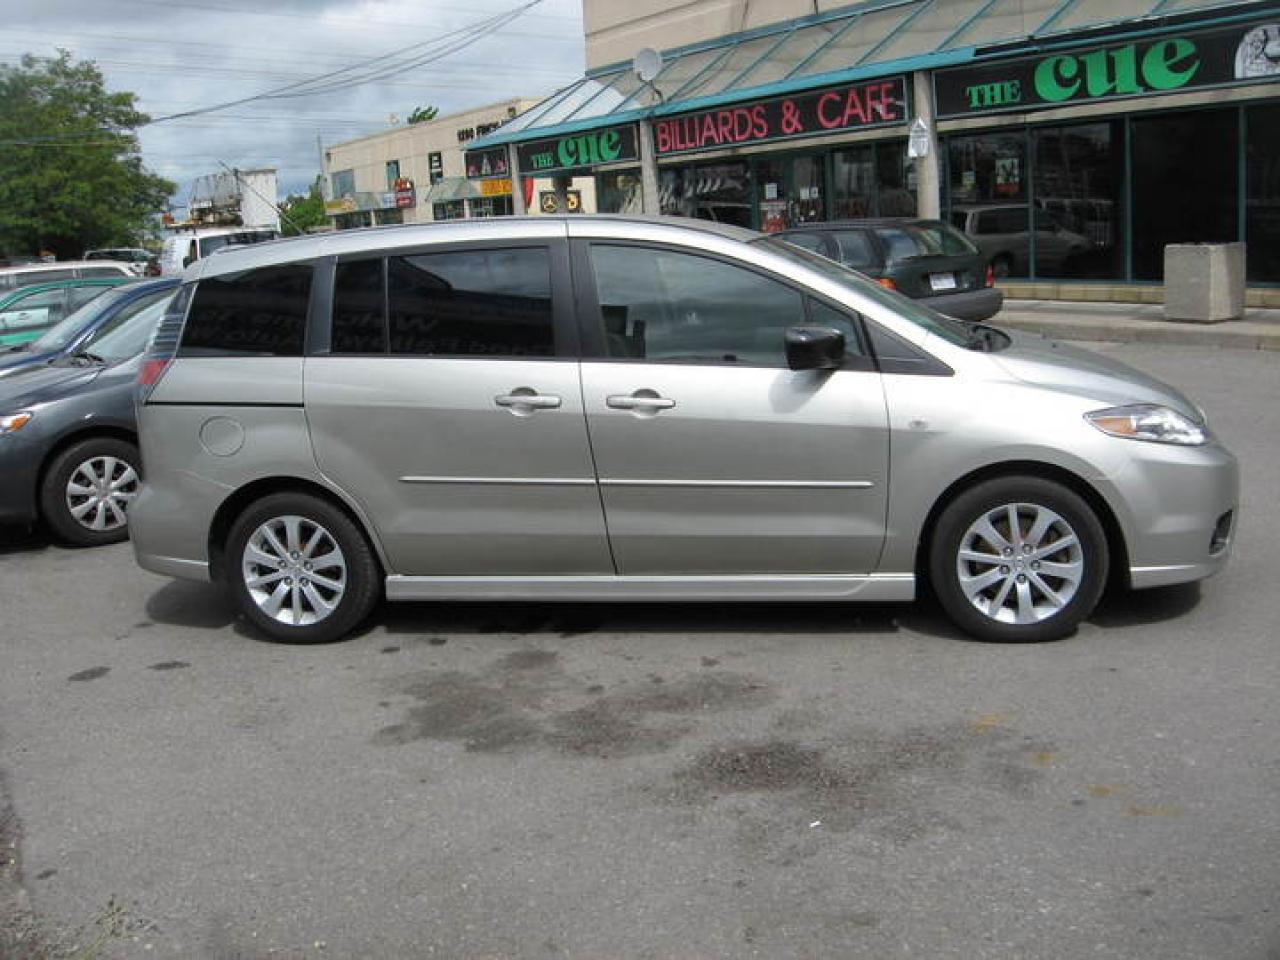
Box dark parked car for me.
[776,219,1003,322]
[0,279,178,379]
[0,285,173,545]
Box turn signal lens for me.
[0,411,33,435]
[985,265,995,287]
[877,277,898,291]
[1086,404,1207,445]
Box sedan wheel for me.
[40,438,141,546]
[226,492,379,644]
[930,476,1108,642]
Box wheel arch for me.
[37,425,138,495]
[207,477,386,584]
[913,460,1131,596]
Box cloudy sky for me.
[1,0,586,210]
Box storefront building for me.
[322,99,541,229]
[466,0,1280,295]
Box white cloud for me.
[3,0,585,206]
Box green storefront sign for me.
[935,19,1280,118]
[515,125,639,175]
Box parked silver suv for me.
[130,216,1237,644]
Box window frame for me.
[313,238,580,361]
[569,238,875,372]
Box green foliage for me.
[407,105,439,124]
[278,176,329,236]
[0,51,174,260]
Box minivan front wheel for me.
[226,493,379,643]
[929,476,1108,643]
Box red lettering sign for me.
[654,78,906,155]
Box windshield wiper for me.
[69,349,109,366]
[1,343,27,354]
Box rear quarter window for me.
[179,264,312,356]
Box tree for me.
[278,176,329,236]
[407,105,439,125]
[0,51,174,260]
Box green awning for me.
[469,0,1251,148]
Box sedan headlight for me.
[1085,404,1206,445]
[0,411,33,435]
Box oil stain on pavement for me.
[373,648,774,757]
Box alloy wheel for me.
[955,501,1085,625]
[241,515,348,627]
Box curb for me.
[993,303,1280,351]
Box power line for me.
[0,0,552,147]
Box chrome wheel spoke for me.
[1034,533,1078,561]
[960,565,1005,594]
[1014,579,1037,623]
[260,580,291,618]
[972,516,1010,552]
[1038,559,1082,582]
[301,526,325,559]
[302,582,337,616]
[247,569,288,589]
[987,576,1015,615]
[1028,572,1066,609]
[1025,508,1054,547]
[69,499,97,520]
[307,571,344,593]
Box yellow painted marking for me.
[973,713,1011,733]
[1128,803,1182,817]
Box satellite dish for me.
[633,47,664,83]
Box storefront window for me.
[373,209,403,226]
[832,146,875,218]
[791,155,825,226]
[1131,109,1238,282]
[659,168,691,218]
[1033,122,1122,280]
[432,201,466,221]
[756,159,788,233]
[470,196,513,218]
[1246,104,1280,283]
[877,141,916,216]
[597,170,644,214]
[947,132,1030,278]
[689,162,751,228]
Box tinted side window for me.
[68,285,111,309]
[180,264,311,356]
[387,248,553,357]
[589,245,804,366]
[806,298,867,357]
[81,267,127,278]
[332,259,386,353]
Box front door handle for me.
[495,387,562,416]
[606,390,676,412]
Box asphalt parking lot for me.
[2,341,1278,960]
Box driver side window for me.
[588,244,804,367]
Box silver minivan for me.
[129,216,1237,644]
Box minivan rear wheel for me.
[226,493,379,644]
[929,476,1108,643]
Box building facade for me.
[323,99,543,229]
[466,0,1280,296]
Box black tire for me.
[225,492,380,644]
[39,437,141,547]
[929,476,1108,643]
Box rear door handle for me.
[607,392,676,411]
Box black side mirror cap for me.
[785,325,845,370]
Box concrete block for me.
[1164,243,1246,323]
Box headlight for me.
[0,411,33,435]
[1085,404,1206,445]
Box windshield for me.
[84,292,173,362]
[872,223,980,263]
[754,236,971,346]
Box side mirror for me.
[785,325,845,371]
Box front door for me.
[305,243,612,577]
[575,241,890,576]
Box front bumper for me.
[0,434,41,524]
[1103,438,1239,590]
